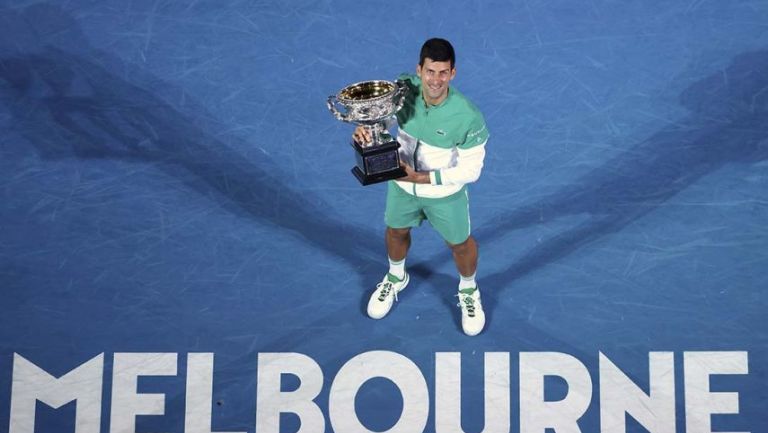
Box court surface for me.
[1,1,766,432]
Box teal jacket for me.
[392,74,489,198]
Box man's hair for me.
[419,38,455,68]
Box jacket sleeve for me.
[430,114,489,186]
[430,143,487,186]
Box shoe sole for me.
[367,273,409,320]
[462,315,485,336]
[463,325,484,336]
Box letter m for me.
[9,353,104,433]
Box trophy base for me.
[351,166,406,186]
[350,139,405,186]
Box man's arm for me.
[438,113,488,186]
[434,143,486,185]
[397,141,486,185]
[398,118,488,186]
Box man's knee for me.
[387,226,411,240]
[448,235,477,253]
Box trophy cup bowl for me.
[327,80,409,185]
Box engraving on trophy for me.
[327,80,409,185]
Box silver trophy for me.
[327,79,409,185]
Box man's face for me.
[416,58,455,104]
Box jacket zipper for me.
[413,106,429,196]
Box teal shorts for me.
[385,181,471,245]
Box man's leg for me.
[368,226,413,320]
[370,184,422,319]
[386,226,412,263]
[449,235,478,278]
[422,189,485,335]
[449,236,484,336]
[384,182,422,277]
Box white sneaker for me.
[367,272,409,319]
[457,287,485,336]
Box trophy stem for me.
[362,124,389,148]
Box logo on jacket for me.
[436,129,446,136]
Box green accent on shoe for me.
[458,287,477,295]
[387,273,405,283]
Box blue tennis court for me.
[1,1,766,432]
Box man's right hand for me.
[352,126,372,145]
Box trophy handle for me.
[327,95,349,122]
[394,79,409,112]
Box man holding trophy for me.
[336,38,489,336]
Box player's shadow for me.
[413,49,768,332]
[0,4,380,281]
[479,49,768,313]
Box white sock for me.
[388,257,406,280]
[459,272,477,290]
